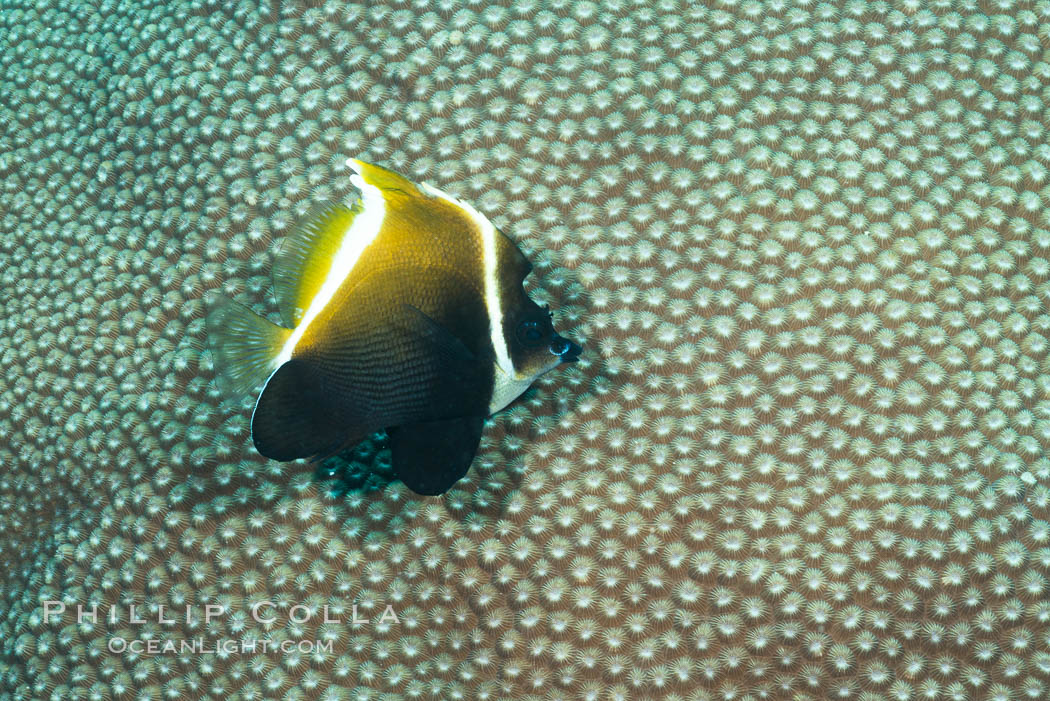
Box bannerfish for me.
[207,159,582,495]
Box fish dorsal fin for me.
[273,202,360,328]
[349,159,423,198]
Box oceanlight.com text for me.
[107,637,335,656]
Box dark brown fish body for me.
[208,160,581,495]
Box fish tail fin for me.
[206,298,292,397]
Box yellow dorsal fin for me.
[350,159,423,198]
[272,202,360,328]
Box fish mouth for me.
[550,335,582,363]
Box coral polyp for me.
[1,0,1049,699]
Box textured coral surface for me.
[2,0,1050,699]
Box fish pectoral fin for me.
[399,302,476,362]
[251,358,358,462]
[391,302,490,415]
[388,415,486,496]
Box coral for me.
[1,0,1050,698]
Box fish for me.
[207,159,582,495]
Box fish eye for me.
[516,319,545,347]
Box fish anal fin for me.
[206,298,291,397]
[388,416,486,495]
[273,202,360,328]
[251,359,358,462]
